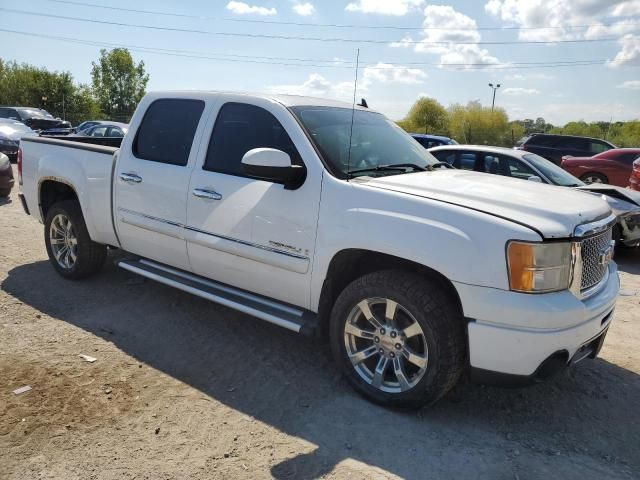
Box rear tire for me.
[580,172,607,184]
[330,270,466,409]
[44,200,107,279]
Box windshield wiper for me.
[428,162,453,170]
[348,163,427,176]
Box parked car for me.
[18,92,619,408]
[515,133,616,165]
[560,148,640,186]
[72,122,128,138]
[0,119,35,161]
[0,107,71,131]
[429,145,640,248]
[410,133,458,148]
[0,152,15,197]
[74,120,109,133]
[41,120,122,137]
[631,158,640,191]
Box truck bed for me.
[20,136,120,247]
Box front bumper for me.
[455,262,619,379]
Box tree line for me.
[0,49,148,125]
[397,97,640,148]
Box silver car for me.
[429,145,640,248]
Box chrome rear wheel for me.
[49,213,78,269]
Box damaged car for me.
[429,145,640,248]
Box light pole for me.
[488,83,500,111]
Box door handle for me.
[192,188,222,200]
[120,172,142,183]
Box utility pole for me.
[488,83,501,111]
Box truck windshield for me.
[290,106,439,178]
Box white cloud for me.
[292,2,315,16]
[609,35,640,67]
[268,63,427,101]
[612,0,640,17]
[268,73,356,100]
[363,63,427,84]
[484,0,639,42]
[503,87,540,95]
[226,1,276,16]
[617,80,640,89]
[345,0,424,16]
[391,5,500,68]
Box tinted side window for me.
[432,150,455,165]
[134,99,205,166]
[0,108,18,119]
[527,135,556,147]
[505,157,537,180]
[457,152,477,170]
[559,137,589,151]
[589,141,609,154]
[91,126,108,137]
[204,103,302,176]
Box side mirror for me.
[527,175,543,183]
[241,148,306,190]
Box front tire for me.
[330,270,466,409]
[44,200,107,279]
[0,188,10,197]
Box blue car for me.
[410,133,458,149]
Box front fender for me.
[310,177,541,311]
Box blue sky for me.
[1,0,639,124]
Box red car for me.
[631,157,640,191]
[560,148,640,186]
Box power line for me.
[0,8,621,45]
[0,28,611,70]
[0,28,606,70]
[42,0,640,32]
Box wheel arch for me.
[316,248,464,339]
[39,178,79,220]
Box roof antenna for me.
[357,98,368,108]
[346,48,360,181]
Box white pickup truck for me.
[18,92,619,408]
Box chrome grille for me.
[580,228,613,290]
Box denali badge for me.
[598,242,614,266]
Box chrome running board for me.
[117,258,317,335]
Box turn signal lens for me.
[507,241,572,293]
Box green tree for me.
[447,101,509,145]
[0,58,101,125]
[402,97,448,135]
[91,48,148,121]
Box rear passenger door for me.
[115,97,207,271]
[185,99,322,308]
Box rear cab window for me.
[133,98,205,166]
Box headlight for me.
[506,241,572,293]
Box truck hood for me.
[362,170,611,238]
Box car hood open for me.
[362,169,612,238]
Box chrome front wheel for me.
[49,213,78,269]
[343,297,429,394]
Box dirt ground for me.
[1,166,639,480]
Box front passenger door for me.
[185,100,322,308]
